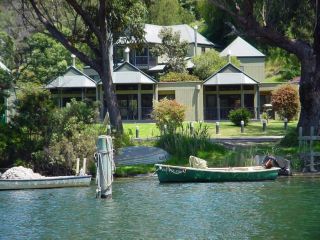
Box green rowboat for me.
[155,164,280,183]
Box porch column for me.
[240,85,244,108]
[153,84,158,102]
[254,85,259,119]
[95,85,99,102]
[81,88,84,101]
[147,48,150,69]
[138,84,142,120]
[59,89,62,108]
[217,85,220,120]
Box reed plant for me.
[157,122,225,164]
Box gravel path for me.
[114,146,169,166]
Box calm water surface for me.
[0,177,319,240]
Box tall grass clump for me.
[157,123,225,165]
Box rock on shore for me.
[0,166,44,180]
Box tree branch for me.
[65,0,102,41]
[27,0,100,72]
[209,0,312,60]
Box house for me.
[47,27,270,122]
[45,65,98,107]
[114,24,217,73]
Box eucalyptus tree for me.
[209,0,319,132]
[18,0,147,131]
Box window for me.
[116,84,138,90]
[141,84,153,90]
[158,90,175,100]
[219,85,241,91]
[243,85,254,90]
[204,86,217,91]
[201,47,206,53]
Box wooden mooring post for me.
[298,126,318,172]
[95,135,115,198]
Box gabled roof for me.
[117,24,216,47]
[144,24,215,46]
[204,63,259,85]
[220,36,265,57]
[45,66,97,89]
[0,60,10,72]
[104,61,156,84]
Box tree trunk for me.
[297,54,320,135]
[99,40,123,132]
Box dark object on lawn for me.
[263,155,292,176]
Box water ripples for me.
[0,177,320,239]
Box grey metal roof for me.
[204,63,259,85]
[220,37,265,57]
[125,24,215,47]
[45,66,97,89]
[97,62,156,84]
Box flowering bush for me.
[152,98,186,133]
[272,84,300,121]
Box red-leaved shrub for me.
[271,84,300,121]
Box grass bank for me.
[115,164,155,177]
[124,120,297,138]
[117,124,302,177]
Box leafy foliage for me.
[159,72,199,82]
[147,0,195,25]
[12,83,55,163]
[0,31,14,68]
[192,49,240,80]
[0,69,13,100]
[196,0,234,46]
[152,98,186,133]
[151,27,189,73]
[1,83,102,175]
[266,48,300,81]
[272,84,300,121]
[228,108,252,126]
[18,33,75,84]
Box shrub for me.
[272,84,300,121]
[60,98,99,124]
[159,72,199,82]
[228,108,252,126]
[157,123,213,159]
[152,98,186,133]
[192,49,240,80]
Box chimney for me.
[124,47,130,62]
[227,50,232,63]
[194,25,198,56]
[71,54,76,67]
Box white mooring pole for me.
[96,135,115,199]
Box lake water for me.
[0,177,319,239]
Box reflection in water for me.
[0,177,319,239]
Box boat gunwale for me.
[155,164,280,173]
[0,175,92,182]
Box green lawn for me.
[124,120,297,138]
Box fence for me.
[298,126,320,172]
